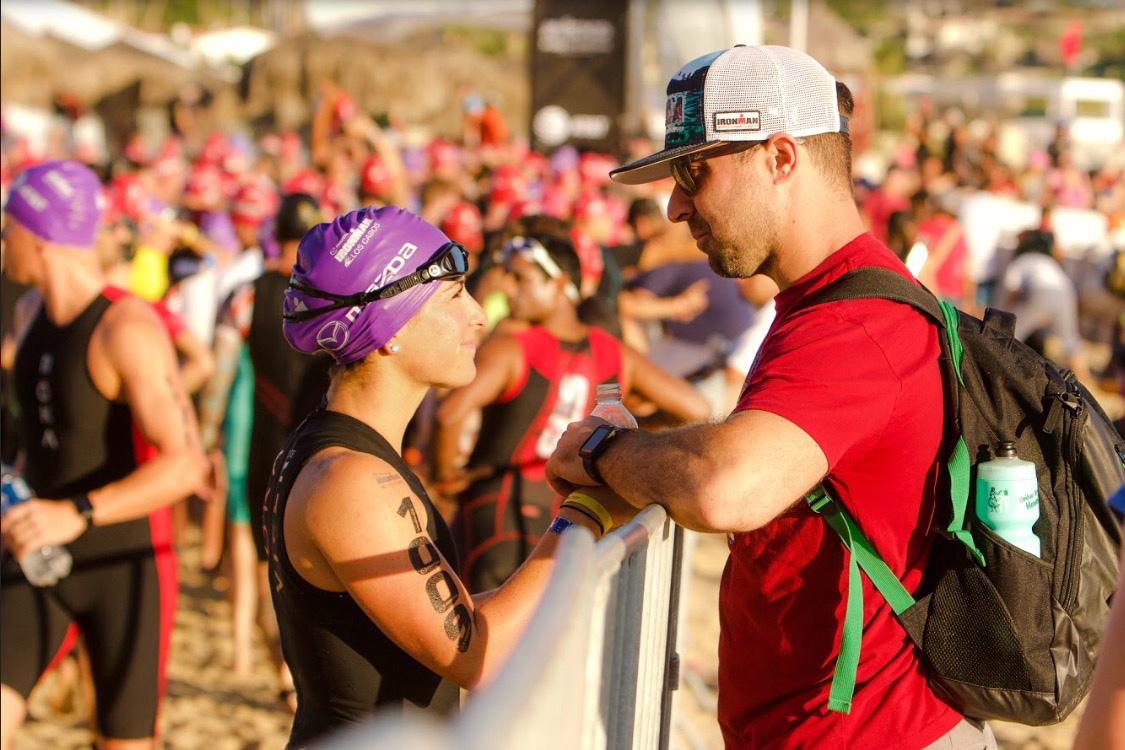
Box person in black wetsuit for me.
[1,161,207,749]
[266,205,639,748]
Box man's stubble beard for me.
[699,214,778,280]
[695,164,780,279]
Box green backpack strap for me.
[806,486,918,713]
[935,299,984,567]
[804,270,984,567]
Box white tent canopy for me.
[302,0,532,40]
[1,0,225,72]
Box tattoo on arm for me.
[445,604,472,652]
[378,472,406,485]
[426,570,458,613]
[397,496,422,533]
[401,497,473,653]
[408,537,440,574]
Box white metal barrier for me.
[320,505,684,750]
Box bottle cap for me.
[596,383,622,402]
[996,441,1017,457]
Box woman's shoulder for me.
[294,447,403,507]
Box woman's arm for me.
[287,451,621,689]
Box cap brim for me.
[609,141,719,185]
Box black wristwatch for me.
[70,494,95,525]
[578,425,625,485]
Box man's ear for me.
[765,133,801,184]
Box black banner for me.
[530,0,629,153]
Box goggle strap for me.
[374,273,424,301]
[284,242,469,319]
[283,281,363,322]
[288,280,354,304]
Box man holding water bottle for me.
[0,161,207,749]
[547,46,995,748]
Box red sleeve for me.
[152,301,186,339]
[736,303,903,470]
[102,285,130,303]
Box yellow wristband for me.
[564,492,613,533]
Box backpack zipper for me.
[1057,376,1084,610]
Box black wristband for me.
[581,453,606,485]
[71,494,95,525]
[560,502,606,535]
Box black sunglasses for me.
[283,241,469,323]
[670,141,763,196]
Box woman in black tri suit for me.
[265,205,637,748]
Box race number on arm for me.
[287,448,589,689]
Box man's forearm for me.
[548,411,822,535]
[597,423,730,532]
[88,447,207,526]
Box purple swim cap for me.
[283,205,455,364]
[4,160,102,248]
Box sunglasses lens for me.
[671,160,694,195]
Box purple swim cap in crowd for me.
[3,160,103,248]
[283,205,462,364]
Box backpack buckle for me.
[806,487,833,514]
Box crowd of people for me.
[0,42,1122,750]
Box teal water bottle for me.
[975,441,1040,557]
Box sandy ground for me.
[13,529,1087,750]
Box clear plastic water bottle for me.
[975,441,1040,557]
[590,383,638,429]
[1,466,73,586]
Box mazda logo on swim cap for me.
[316,320,350,351]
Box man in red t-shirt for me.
[547,46,996,749]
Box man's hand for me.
[545,416,609,496]
[1,499,88,559]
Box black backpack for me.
[802,267,1123,725]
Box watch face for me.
[579,424,615,458]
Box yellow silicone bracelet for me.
[564,492,613,533]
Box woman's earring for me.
[387,343,399,353]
